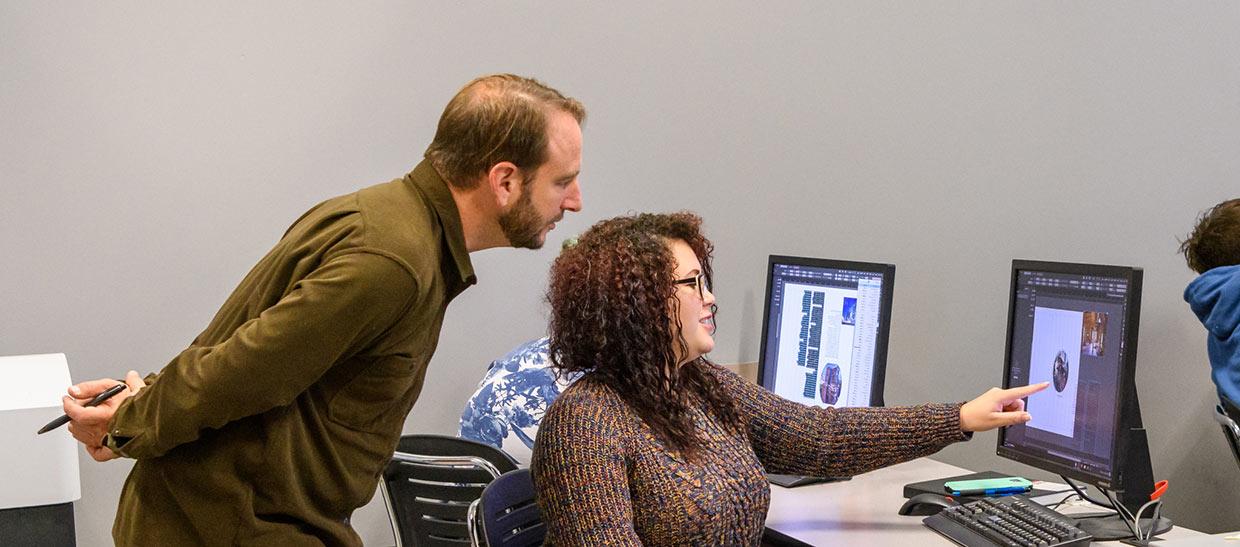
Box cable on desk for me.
[1061,476,1115,510]
[1131,499,1163,542]
[1044,493,1081,510]
[1102,487,1162,543]
[1057,477,1166,543]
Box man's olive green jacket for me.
[105,161,475,545]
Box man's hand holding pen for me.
[62,371,147,462]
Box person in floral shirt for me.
[459,337,580,463]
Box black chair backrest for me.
[1218,396,1240,472]
[478,468,544,547]
[383,434,519,547]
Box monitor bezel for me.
[755,255,895,409]
[996,259,1144,489]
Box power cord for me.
[1103,487,1162,543]
[1061,476,1115,509]
[1044,492,1081,511]
[1061,476,1162,542]
[1058,476,1167,543]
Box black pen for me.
[37,382,127,434]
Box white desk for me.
[764,458,1205,546]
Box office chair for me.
[1217,396,1240,472]
[468,468,544,547]
[380,434,519,547]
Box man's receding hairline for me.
[462,79,536,108]
[461,80,578,121]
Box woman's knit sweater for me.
[531,363,969,546]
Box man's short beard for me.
[498,187,547,249]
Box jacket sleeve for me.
[105,251,418,459]
[708,363,969,477]
[531,390,643,546]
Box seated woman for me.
[531,211,1048,546]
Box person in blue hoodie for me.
[1182,198,1240,415]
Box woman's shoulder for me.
[541,376,640,436]
[538,374,644,451]
[546,376,630,414]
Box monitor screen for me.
[997,260,1143,486]
[756,256,894,409]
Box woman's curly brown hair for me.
[547,211,743,458]
[1180,198,1240,273]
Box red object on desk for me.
[1150,480,1168,501]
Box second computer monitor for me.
[757,256,894,409]
[997,260,1145,491]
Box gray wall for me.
[3,2,1236,544]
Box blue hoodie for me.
[1184,264,1240,405]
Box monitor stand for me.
[1073,514,1173,543]
[1073,426,1172,543]
[768,474,850,488]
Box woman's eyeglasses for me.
[673,273,719,332]
[672,273,711,300]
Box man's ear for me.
[485,161,523,208]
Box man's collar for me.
[405,161,476,287]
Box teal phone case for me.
[943,477,1032,495]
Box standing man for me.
[62,74,585,545]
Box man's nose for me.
[562,180,582,212]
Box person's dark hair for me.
[425,74,586,189]
[1180,198,1240,273]
[547,212,743,458]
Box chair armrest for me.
[389,451,505,479]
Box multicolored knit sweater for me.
[531,362,969,546]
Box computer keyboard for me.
[923,495,1092,547]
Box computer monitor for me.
[997,260,1157,519]
[757,256,894,410]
